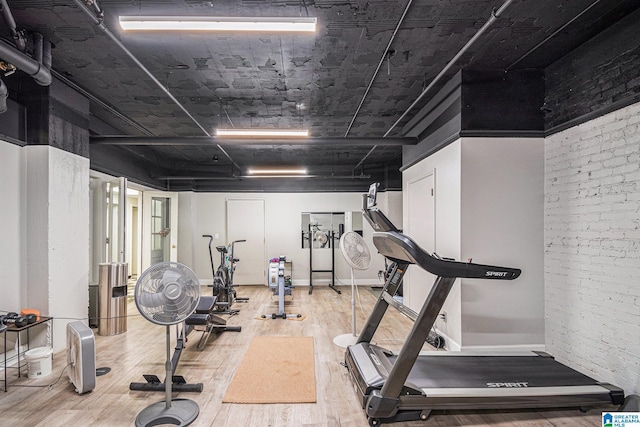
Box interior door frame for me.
[107,177,127,263]
[142,191,179,270]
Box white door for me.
[142,191,179,271]
[226,199,266,285]
[405,172,436,314]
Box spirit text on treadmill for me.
[486,271,509,277]
[486,382,529,388]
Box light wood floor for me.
[0,285,607,426]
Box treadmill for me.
[345,183,624,426]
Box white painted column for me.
[25,145,90,352]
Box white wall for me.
[1,142,90,354]
[402,138,545,350]
[379,191,403,230]
[0,141,25,313]
[545,102,640,395]
[178,191,393,287]
[460,138,544,348]
[26,146,90,351]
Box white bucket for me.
[24,347,53,379]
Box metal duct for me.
[0,37,52,86]
[0,0,26,52]
[0,78,7,114]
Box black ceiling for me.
[2,0,639,192]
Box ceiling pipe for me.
[155,174,372,181]
[353,0,516,171]
[0,78,8,113]
[0,36,52,86]
[52,69,155,136]
[344,0,414,137]
[72,0,241,171]
[90,135,417,146]
[155,176,240,181]
[34,32,52,71]
[506,0,602,71]
[0,0,27,51]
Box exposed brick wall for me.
[545,101,640,395]
[544,8,640,131]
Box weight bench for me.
[130,295,242,393]
[185,295,241,350]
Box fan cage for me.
[135,262,201,325]
[340,232,372,270]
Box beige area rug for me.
[222,336,316,403]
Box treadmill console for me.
[363,183,399,232]
[367,182,378,209]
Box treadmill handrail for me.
[372,231,520,280]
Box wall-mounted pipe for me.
[0,78,8,114]
[0,0,27,52]
[0,38,52,86]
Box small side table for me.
[2,316,53,392]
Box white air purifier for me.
[66,321,96,394]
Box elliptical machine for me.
[203,236,249,314]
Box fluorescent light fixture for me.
[244,174,311,179]
[247,168,308,175]
[119,16,317,33]
[216,129,309,138]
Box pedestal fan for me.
[333,231,371,348]
[134,262,201,427]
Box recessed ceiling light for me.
[119,16,317,33]
[216,129,309,138]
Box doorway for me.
[405,171,436,313]
[226,199,266,285]
[150,197,170,265]
[142,191,179,271]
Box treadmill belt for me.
[387,355,600,389]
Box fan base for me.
[135,398,199,427]
[333,333,359,348]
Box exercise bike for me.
[203,236,249,315]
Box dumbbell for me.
[1,312,29,328]
[10,312,35,324]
